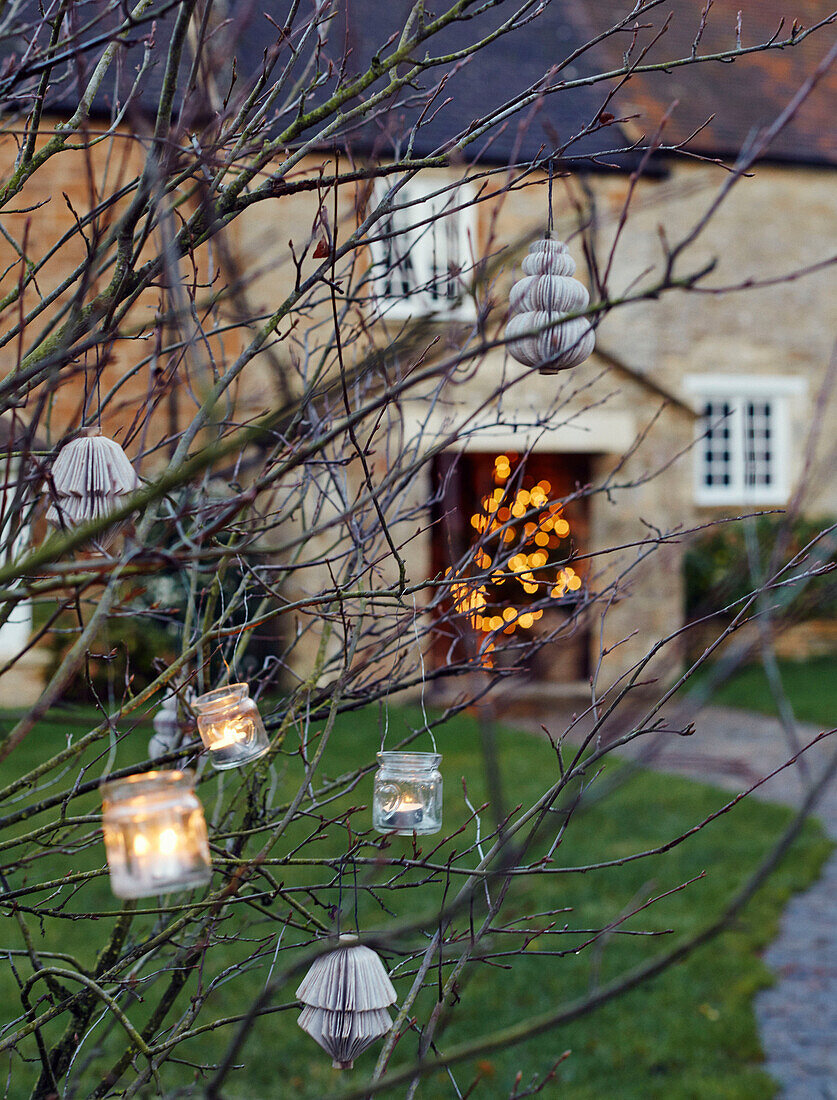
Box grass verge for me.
[0,704,830,1098]
[689,655,837,727]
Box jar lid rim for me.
[100,768,195,798]
[376,751,442,765]
[193,683,249,707]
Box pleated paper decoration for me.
[296,935,397,1069]
[505,238,595,374]
[148,694,180,761]
[46,429,139,548]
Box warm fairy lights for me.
[447,455,582,655]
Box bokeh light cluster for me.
[446,455,582,652]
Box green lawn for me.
[689,655,837,727]
[0,704,830,1099]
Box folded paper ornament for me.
[505,238,595,374]
[296,935,398,1069]
[46,429,139,549]
[149,694,181,760]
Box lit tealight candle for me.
[130,825,183,883]
[193,684,270,770]
[373,753,443,836]
[101,770,212,899]
[208,720,249,752]
[383,792,424,831]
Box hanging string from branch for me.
[547,157,554,237]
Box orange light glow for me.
[448,457,584,660]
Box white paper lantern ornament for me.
[505,237,595,375]
[296,935,397,1069]
[149,693,183,761]
[46,428,139,549]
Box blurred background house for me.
[0,0,833,704]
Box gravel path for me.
[615,705,837,1099]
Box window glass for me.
[370,178,474,318]
[702,400,733,488]
[693,389,788,505]
[744,400,773,488]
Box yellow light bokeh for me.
[449,456,583,649]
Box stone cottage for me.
[0,0,833,703]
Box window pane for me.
[372,180,469,314]
[690,379,788,504]
[702,401,733,488]
[744,400,774,487]
[424,193,463,303]
[378,211,418,299]
[444,215,461,301]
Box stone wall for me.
[0,120,262,449]
[592,164,837,517]
[1,138,833,704]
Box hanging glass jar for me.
[373,752,443,836]
[101,770,212,898]
[192,683,270,770]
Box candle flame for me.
[395,792,421,809]
[209,721,248,751]
[159,828,178,855]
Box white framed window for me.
[684,375,805,506]
[369,176,476,321]
[0,457,31,660]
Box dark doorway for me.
[431,451,591,683]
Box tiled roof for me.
[1,2,831,168]
[337,0,638,168]
[0,1,638,169]
[569,1,837,166]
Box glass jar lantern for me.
[373,752,443,836]
[193,683,269,770]
[101,770,212,898]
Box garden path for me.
[607,704,837,1100]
